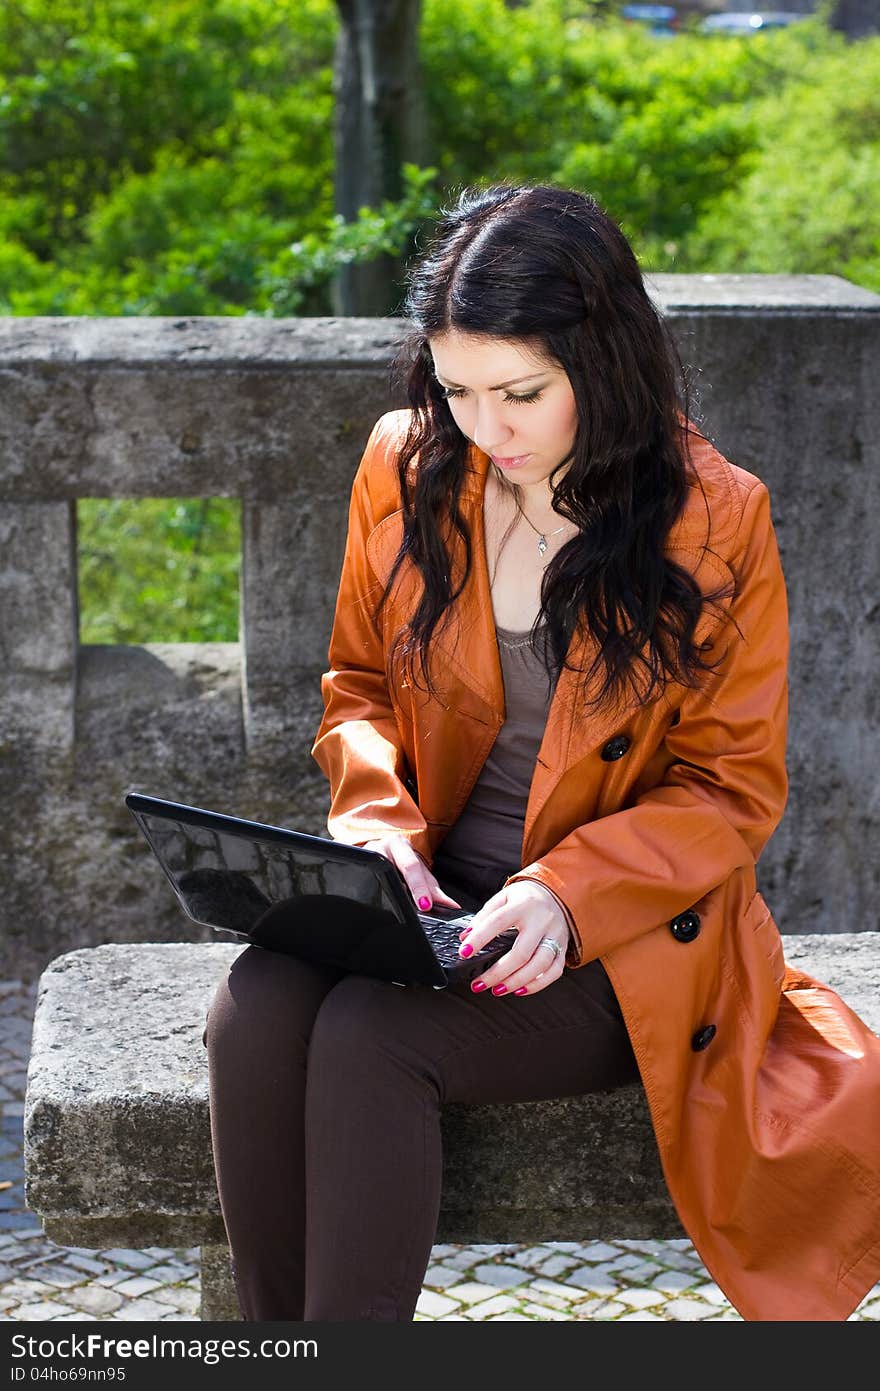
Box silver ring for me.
[538,936,562,960]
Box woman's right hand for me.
[358,834,462,913]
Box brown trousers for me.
[203,857,641,1321]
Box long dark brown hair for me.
[379,181,735,716]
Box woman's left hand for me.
[458,880,571,997]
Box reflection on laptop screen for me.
[137,812,400,934]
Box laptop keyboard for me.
[417,912,513,968]
[417,912,474,965]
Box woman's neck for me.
[489,466,569,522]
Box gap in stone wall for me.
[76,497,241,645]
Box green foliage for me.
[419,1,879,281]
[425,0,754,245]
[2,0,877,316]
[681,37,880,290]
[77,498,241,643]
[2,1,876,641]
[0,0,340,314]
[259,164,442,315]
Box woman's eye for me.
[506,389,543,405]
[440,387,543,405]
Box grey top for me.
[432,621,556,885]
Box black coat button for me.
[670,910,701,943]
[691,1024,717,1052]
[601,734,631,762]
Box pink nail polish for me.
[418,896,431,910]
[459,942,473,958]
[471,980,487,993]
[492,984,508,996]
[514,987,528,996]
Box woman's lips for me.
[490,453,531,469]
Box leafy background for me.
[2,0,876,640]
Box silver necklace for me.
[514,498,569,557]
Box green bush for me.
[682,34,880,291]
[0,0,340,314]
[77,498,241,644]
[2,1,876,642]
[3,1,877,317]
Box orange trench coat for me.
[311,409,880,1321]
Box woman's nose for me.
[471,403,514,457]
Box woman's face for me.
[428,330,579,490]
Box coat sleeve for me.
[310,415,431,858]
[503,478,790,968]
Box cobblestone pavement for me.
[3,977,879,1324]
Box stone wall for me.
[1,277,878,977]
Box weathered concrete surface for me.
[0,502,77,754]
[24,935,880,1253]
[0,317,406,499]
[0,641,328,980]
[644,272,879,309]
[1,286,879,978]
[199,1243,240,1322]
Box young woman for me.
[205,183,880,1322]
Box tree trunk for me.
[333,0,428,316]
[830,0,880,38]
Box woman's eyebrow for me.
[432,370,550,390]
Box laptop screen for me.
[128,802,405,935]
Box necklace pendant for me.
[537,534,547,557]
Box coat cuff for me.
[331,822,433,864]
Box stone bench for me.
[23,937,880,1320]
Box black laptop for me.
[124,793,515,988]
